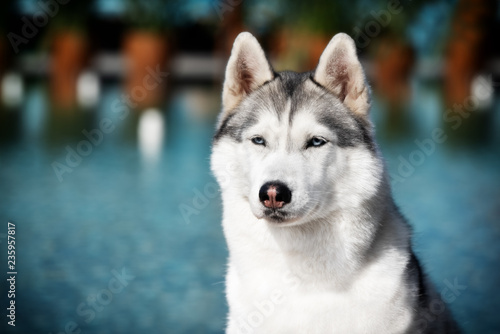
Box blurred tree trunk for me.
[444,0,497,106]
[214,1,245,65]
[372,37,415,111]
[123,31,168,111]
[50,31,88,111]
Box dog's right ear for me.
[222,32,274,114]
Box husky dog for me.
[211,32,459,334]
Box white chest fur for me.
[223,202,414,334]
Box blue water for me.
[0,80,499,333]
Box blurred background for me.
[0,0,499,333]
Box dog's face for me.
[211,32,383,226]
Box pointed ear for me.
[222,32,274,114]
[313,33,370,116]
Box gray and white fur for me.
[211,32,460,334]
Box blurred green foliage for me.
[124,0,181,32]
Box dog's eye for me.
[251,136,266,146]
[307,137,327,148]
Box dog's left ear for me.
[313,33,370,116]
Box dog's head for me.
[211,32,384,226]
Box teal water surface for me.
[0,80,499,333]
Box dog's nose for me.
[259,182,292,209]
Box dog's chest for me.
[226,254,414,334]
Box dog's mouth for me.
[260,201,321,225]
[262,208,294,223]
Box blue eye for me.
[251,136,266,146]
[307,137,327,148]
